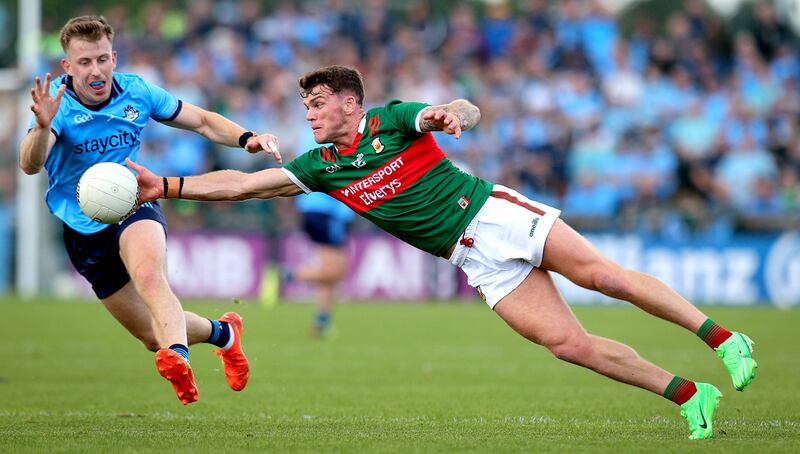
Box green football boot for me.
[716,332,757,391]
[680,383,722,440]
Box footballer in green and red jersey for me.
[127,65,758,439]
[283,100,493,257]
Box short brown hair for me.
[299,65,365,106]
[59,16,114,51]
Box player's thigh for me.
[118,219,168,274]
[539,219,620,288]
[317,244,348,269]
[493,267,587,348]
[101,280,158,349]
[62,224,130,300]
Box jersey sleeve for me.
[283,151,322,193]
[383,99,430,134]
[144,80,182,122]
[27,113,64,138]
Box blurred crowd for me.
[9,0,800,240]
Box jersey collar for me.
[335,115,367,156]
[64,74,123,112]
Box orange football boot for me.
[214,312,250,391]
[155,348,199,405]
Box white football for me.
[77,162,139,224]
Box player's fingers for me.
[43,73,51,94]
[55,84,66,102]
[442,114,458,136]
[30,87,38,102]
[267,140,282,163]
[441,115,453,130]
[124,158,144,175]
[33,76,42,96]
[452,114,462,129]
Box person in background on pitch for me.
[18,16,281,405]
[290,192,355,338]
[128,65,757,438]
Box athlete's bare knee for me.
[129,264,167,294]
[547,335,594,366]
[331,267,347,282]
[592,268,635,301]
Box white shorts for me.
[448,185,560,309]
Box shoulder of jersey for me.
[382,99,403,109]
[367,101,393,118]
[367,99,407,127]
[52,74,69,96]
[112,72,143,90]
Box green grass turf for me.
[0,297,798,453]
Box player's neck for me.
[75,92,111,106]
[67,75,112,108]
[332,112,365,150]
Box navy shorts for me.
[63,202,168,299]
[302,212,350,247]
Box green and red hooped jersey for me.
[283,100,493,257]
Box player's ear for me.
[111,50,117,69]
[344,95,356,115]
[61,58,71,76]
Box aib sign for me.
[166,233,266,298]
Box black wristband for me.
[162,177,168,199]
[238,131,255,148]
[178,176,185,199]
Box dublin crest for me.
[123,104,140,121]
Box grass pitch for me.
[0,297,798,453]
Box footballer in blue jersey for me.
[19,16,282,405]
[32,71,183,234]
[294,193,355,338]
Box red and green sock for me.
[696,318,733,349]
[663,376,697,405]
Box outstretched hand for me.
[421,108,462,139]
[30,73,66,130]
[125,159,163,203]
[244,133,283,163]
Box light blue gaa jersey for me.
[295,192,355,223]
[28,72,182,234]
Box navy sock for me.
[315,311,331,329]
[207,319,232,348]
[281,266,295,282]
[169,343,190,362]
